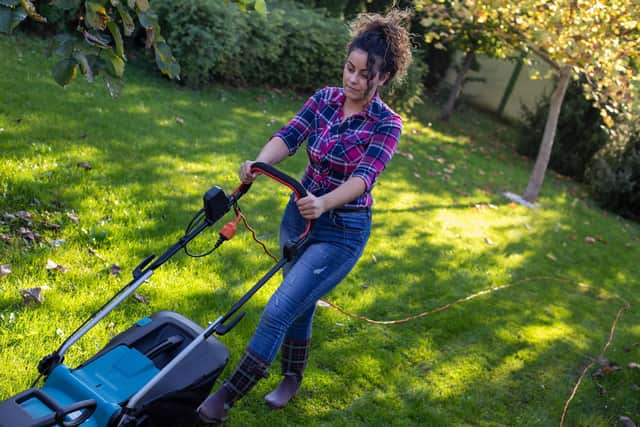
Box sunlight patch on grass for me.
[518,323,575,346]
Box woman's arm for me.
[239,137,290,183]
[296,176,366,220]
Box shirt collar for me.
[331,88,385,122]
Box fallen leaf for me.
[67,212,80,223]
[620,416,637,427]
[397,151,414,160]
[51,239,66,247]
[110,263,121,275]
[15,211,32,221]
[418,363,432,372]
[88,247,106,261]
[46,259,68,273]
[77,161,92,170]
[132,293,148,304]
[592,358,621,377]
[20,287,44,305]
[1,264,11,279]
[41,221,61,230]
[18,227,36,241]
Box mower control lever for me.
[214,311,246,336]
[132,254,155,279]
[250,162,307,199]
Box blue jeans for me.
[247,196,371,362]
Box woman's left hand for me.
[296,194,326,220]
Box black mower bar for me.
[39,163,309,378]
[231,161,308,202]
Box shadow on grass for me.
[2,35,639,425]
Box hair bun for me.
[348,10,413,83]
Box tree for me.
[417,0,639,203]
[493,0,639,203]
[415,0,516,120]
[0,0,266,96]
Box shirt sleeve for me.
[272,89,323,155]
[351,115,402,191]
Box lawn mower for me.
[0,163,310,427]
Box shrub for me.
[382,52,427,115]
[152,0,248,87]
[516,79,609,180]
[152,0,426,112]
[153,0,347,90]
[586,128,640,221]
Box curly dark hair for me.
[347,9,413,89]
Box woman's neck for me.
[343,94,373,117]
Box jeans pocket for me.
[330,211,370,235]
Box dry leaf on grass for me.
[620,416,637,427]
[110,263,121,275]
[1,264,11,279]
[20,287,45,305]
[46,259,69,273]
[66,212,80,223]
[592,358,621,377]
[87,247,106,261]
[132,293,148,304]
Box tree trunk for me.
[522,65,572,203]
[441,49,476,121]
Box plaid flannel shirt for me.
[273,86,402,208]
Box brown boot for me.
[197,350,269,424]
[265,338,310,410]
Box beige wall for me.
[444,53,556,121]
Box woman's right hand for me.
[239,160,258,184]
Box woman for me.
[198,10,412,424]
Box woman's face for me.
[342,48,387,105]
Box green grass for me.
[1,34,639,426]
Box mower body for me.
[0,311,229,427]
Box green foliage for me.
[154,0,347,91]
[152,0,247,87]
[517,80,609,180]
[0,0,180,95]
[381,53,427,115]
[153,0,425,112]
[290,0,347,17]
[587,130,640,220]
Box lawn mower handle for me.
[230,161,307,203]
[43,163,309,374]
